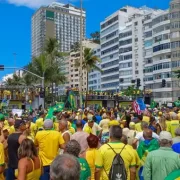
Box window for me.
[145,40,152,47]
[119,39,132,46]
[153,43,170,52]
[171,32,180,38]
[119,47,132,54]
[145,31,152,38]
[101,59,119,68]
[171,41,180,49]
[101,15,118,29]
[119,54,132,61]
[101,82,119,88]
[119,62,132,69]
[135,38,138,42]
[101,30,118,43]
[153,24,170,34]
[101,45,119,55]
[119,70,132,76]
[152,14,169,26]
[101,23,119,36]
[134,22,138,26]
[119,31,132,39]
[101,37,119,49]
[101,75,119,82]
[102,67,119,75]
[135,70,139,74]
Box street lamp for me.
[1,66,45,109]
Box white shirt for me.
[135,131,159,142]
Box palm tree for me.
[71,42,80,52]
[90,31,100,44]
[75,47,102,106]
[4,74,25,86]
[44,38,67,99]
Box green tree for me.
[75,47,102,106]
[4,74,25,86]
[174,70,180,78]
[71,42,80,52]
[90,31,100,44]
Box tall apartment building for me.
[88,45,101,91]
[31,2,86,57]
[67,40,99,91]
[170,0,180,101]
[144,11,172,103]
[100,6,162,92]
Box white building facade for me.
[32,2,86,57]
[88,45,101,91]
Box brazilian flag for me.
[150,100,157,109]
[46,102,64,119]
[68,91,76,109]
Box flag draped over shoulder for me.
[68,91,76,109]
[137,139,160,164]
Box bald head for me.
[59,120,68,131]
[76,120,83,129]
[50,154,80,180]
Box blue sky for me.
[0,0,170,80]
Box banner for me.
[12,109,23,117]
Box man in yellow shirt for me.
[0,142,5,180]
[167,113,179,137]
[35,111,46,130]
[34,119,65,180]
[27,116,37,139]
[95,125,137,180]
[135,115,143,132]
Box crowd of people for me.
[0,106,180,180]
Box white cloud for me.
[5,0,77,8]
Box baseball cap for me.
[14,120,26,129]
[159,131,172,141]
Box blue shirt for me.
[95,115,102,124]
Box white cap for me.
[159,131,172,141]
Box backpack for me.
[105,144,127,180]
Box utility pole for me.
[79,0,83,108]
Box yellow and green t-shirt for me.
[35,118,44,130]
[34,130,64,166]
[95,142,137,180]
[30,122,37,139]
[135,122,142,132]
[0,143,5,180]
[86,148,101,180]
[166,120,179,137]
